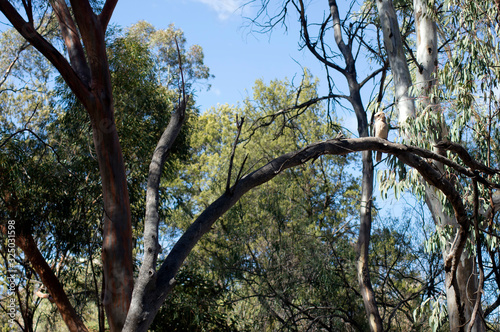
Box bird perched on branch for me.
[374,111,389,162]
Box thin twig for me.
[235,153,249,184]
[174,36,186,105]
[226,116,244,194]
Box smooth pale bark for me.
[376,0,415,123]
[0,1,132,331]
[123,99,187,332]
[376,0,484,329]
[414,0,437,97]
[414,1,484,330]
[413,0,448,155]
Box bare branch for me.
[359,64,387,89]
[123,136,491,331]
[226,116,245,193]
[247,93,347,141]
[174,36,186,103]
[0,41,29,89]
[434,140,498,175]
[329,0,354,69]
[296,0,346,74]
[21,0,33,25]
[484,295,500,317]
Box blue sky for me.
[0,0,412,215]
[0,0,363,134]
[112,0,414,227]
[112,0,331,114]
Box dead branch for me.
[226,115,244,193]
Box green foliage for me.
[0,11,57,134]
[0,20,211,331]
[125,21,212,91]
[370,2,500,328]
[413,295,448,332]
[3,0,500,330]
[150,266,239,332]
[162,72,436,331]
[163,73,372,330]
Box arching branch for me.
[124,136,495,332]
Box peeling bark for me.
[414,1,484,329]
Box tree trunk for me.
[376,0,415,123]
[327,1,383,330]
[414,1,484,330]
[89,102,133,332]
[0,2,133,331]
[350,89,382,332]
[376,0,485,329]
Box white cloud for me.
[193,0,245,20]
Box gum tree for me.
[1,1,499,332]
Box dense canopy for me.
[1,1,500,331]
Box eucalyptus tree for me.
[374,0,500,330]
[0,1,499,332]
[248,0,500,331]
[0,12,209,332]
[164,74,440,331]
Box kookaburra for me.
[373,111,389,162]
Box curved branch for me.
[124,136,490,331]
[402,145,500,189]
[359,64,387,89]
[247,93,347,140]
[435,140,498,175]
